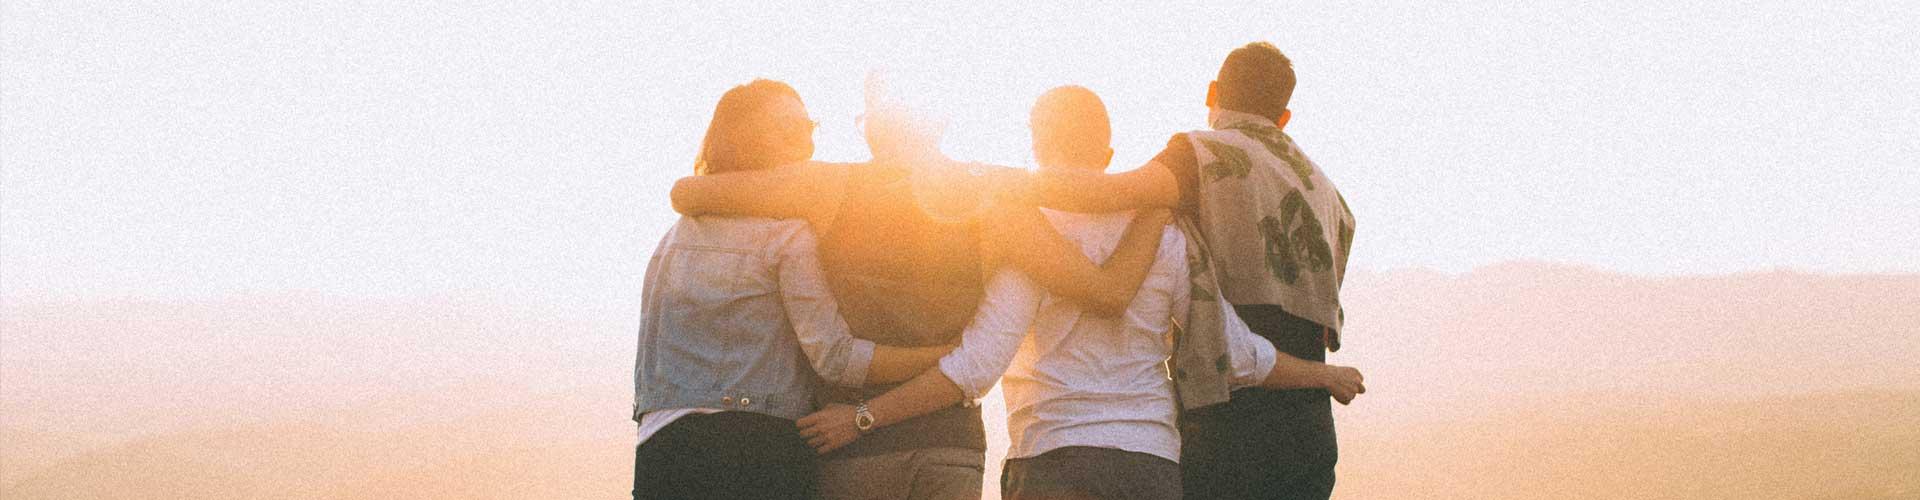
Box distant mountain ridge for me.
[5,262,1916,498]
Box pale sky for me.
[4,1,1917,305]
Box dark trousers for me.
[1001,446,1183,500]
[633,411,819,500]
[1180,306,1339,500]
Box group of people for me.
[633,41,1366,500]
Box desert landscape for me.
[4,262,1917,499]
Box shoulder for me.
[766,218,818,247]
[1157,133,1196,158]
[1151,133,1199,172]
[681,216,813,248]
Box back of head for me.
[861,72,945,163]
[695,79,811,175]
[1215,42,1295,121]
[1029,85,1111,170]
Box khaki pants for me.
[818,447,983,500]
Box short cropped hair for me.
[1215,42,1295,120]
[1029,85,1111,169]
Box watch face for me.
[855,412,875,430]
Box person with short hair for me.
[794,84,1362,500]
[1017,42,1363,500]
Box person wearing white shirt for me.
[797,86,1365,500]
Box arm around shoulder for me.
[669,161,849,231]
[984,204,1171,315]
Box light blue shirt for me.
[633,216,876,423]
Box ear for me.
[1206,82,1219,108]
[1275,109,1291,130]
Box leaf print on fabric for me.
[1187,248,1217,302]
[1335,192,1355,260]
[1261,191,1334,286]
[1198,138,1251,181]
[1228,125,1315,190]
[1260,215,1300,285]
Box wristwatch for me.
[853,402,875,433]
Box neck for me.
[1208,107,1275,130]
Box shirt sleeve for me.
[1223,304,1278,389]
[1151,133,1201,214]
[936,267,1046,400]
[775,225,877,388]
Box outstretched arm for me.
[1024,162,1183,213]
[1015,133,1200,214]
[796,267,1044,454]
[1261,353,1365,404]
[1222,308,1364,403]
[983,204,1170,316]
[670,161,849,231]
[1172,253,1367,404]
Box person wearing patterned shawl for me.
[1017,42,1364,500]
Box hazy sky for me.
[4,1,1917,304]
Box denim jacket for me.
[633,216,876,421]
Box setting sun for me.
[4,2,1917,500]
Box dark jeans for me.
[633,411,819,500]
[1001,446,1182,500]
[1180,305,1339,500]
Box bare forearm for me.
[667,163,845,229]
[985,205,1166,315]
[1094,210,1169,310]
[867,368,966,429]
[669,174,752,216]
[985,204,1110,312]
[1030,166,1180,213]
[1261,353,1333,390]
[865,345,954,385]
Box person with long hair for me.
[669,75,1175,500]
[632,79,951,500]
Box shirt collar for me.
[1208,107,1276,131]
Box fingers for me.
[809,429,852,455]
[816,435,848,455]
[1334,385,1357,405]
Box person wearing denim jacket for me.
[632,79,948,500]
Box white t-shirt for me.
[635,408,722,445]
